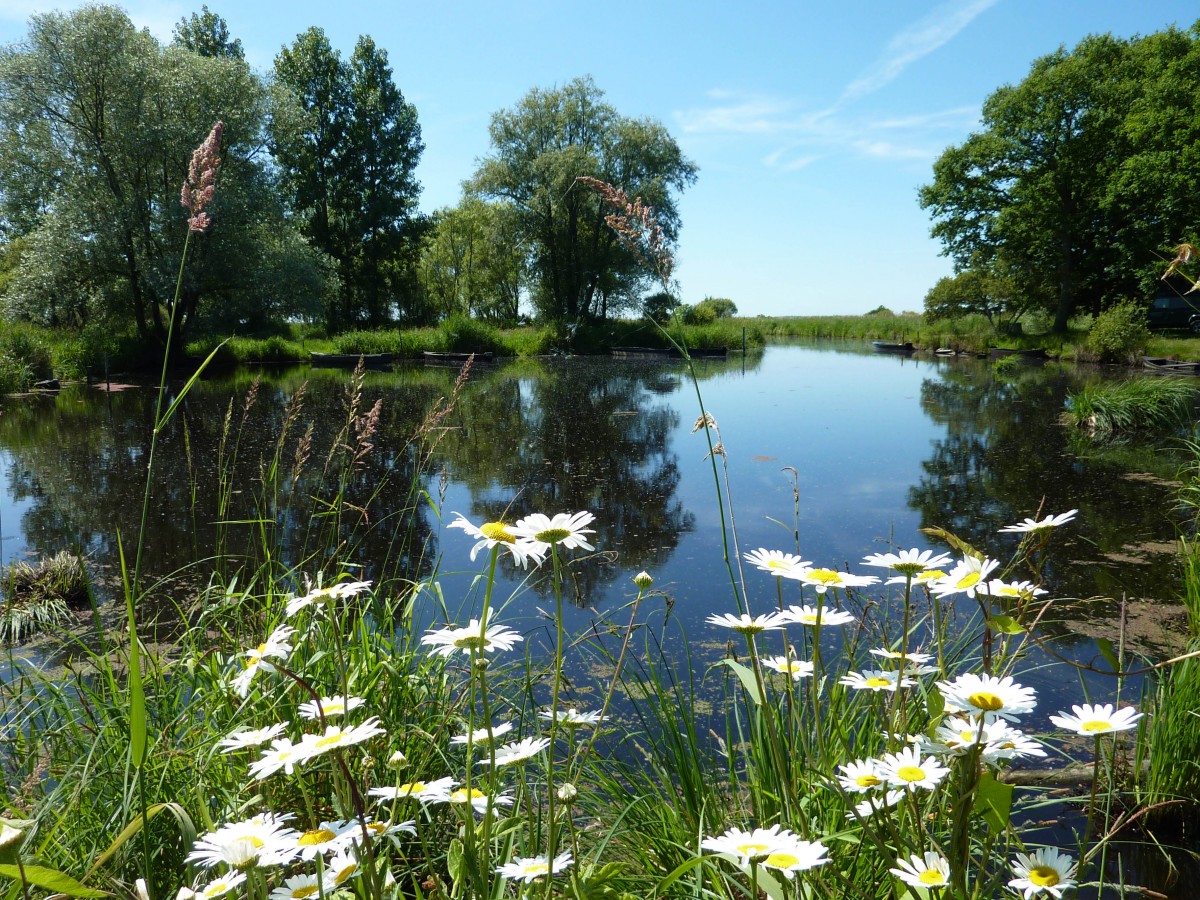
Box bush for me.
[680,303,717,325]
[1086,302,1150,363]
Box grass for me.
[1064,377,1198,437]
[0,550,90,643]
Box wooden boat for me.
[678,347,729,359]
[871,341,915,355]
[310,352,393,370]
[612,347,670,359]
[423,350,494,366]
[1142,356,1200,375]
[989,347,1050,360]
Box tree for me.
[419,198,525,324]
[696,296,737,318]
[270,29,425,331]
[922,266,1035,333]
[471,76,696,323]
[0,5,330,349]
[172,5,244,60]
[920,25,1200,332]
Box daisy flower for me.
[869,648,934,666]
[186,814,297,869]
[298,695,366,721]
[269,874,331,900]
[980,579,1047,599]
[837,759,885,793]
[421,613,524,656]
[1049,703,1143,735]
[483,736,551,767]
[800,568,880,594]
[890,852,951,889]
[781,604,856,627]
[999,510,1078,534]
[249,738,312,780]
[890,567,949,586]
[762,656,814,680]
[1008,848,1078,899]
[496,852,573,882]
[758,837,830,878]
[232,625,295,697]
[878,746,950,792]
[862,548,953,577]
[299,717,386,758]
[539,707,607,726]
[848,789,905,818]
[839,670,916,692]
[511,511,596,552]
[450,722,513,745]
[932,557,1000,598]
[706,611,791,634]
[286,579,372,617]
[448,513,546,568]
[701,825,794,865]
[194,872,246,899]
[218,722,289,753]
[368,776,457,803]
[937,673,1037,722]
[743,549,811,579]
[351,819,415,846]
[440,787,514,815]
[293,821,358,859]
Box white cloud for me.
[839,0,999,103]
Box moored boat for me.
[310,352,393,369]
[1142,356,1200,375]
[871,341,915,355]
[423,350,495,366]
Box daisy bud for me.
[556,782,578,804]
[388,750,407,765]
[633,571,653,589]
[0,822,23,849]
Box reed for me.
[1065,378,1197,437]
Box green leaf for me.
[158,340,229,430]
[654,856,706,896]
[717,659,763,706]
[1097,638,1121,672]
[117,533,147,767]
[987,615,1025,635]
[972,771,1013,832]
[0,864,107,897]
[918,526,982,560]
[86,803,195,877]
[926,686,945,720]
[447,838,466,889]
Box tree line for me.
[0,5,696,355]
[921,20,1200,332]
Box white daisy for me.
[232,625,295,697]
[836,758,885,793]
[510,511,596,553]
[326,849,363,887]
[368,776,457,803]
[888,567,949,586]
[447,513,547,568]
[496,852,573,882]
[706,611,791,634]
[538,707,607,726]
[1049,703,1143,735]
[838,670,916,692]
[937,673,1037,722]
[743,549,811,579]
[269,873,330,900]
[869,648,934,666]
[286,579,372,617]
[249,738,312,780]
[700,825,794,865]
[293,821,358,859]
[298,717,386,758]
[483,736,551,767]
[890,851,951,889]
[218,722,289,753]
[780,604,856,627]
[194,872,246,899]
[1008,848,1078,898]
[878,746,950,792]
[862,548,953,577]
[421,613,524,656]
[932,557,1000,598]
[439,787,514,815]
[999,510,1078,534]
[758,837,830,878]
[298,695,366,721]
[848,789,905,818]
[980,579,1047,599]
[450,722,514,745]
[762,656,814,680]
[800,568,880,594]
[186,814,297,869]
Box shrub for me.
[1086,301,1150,363]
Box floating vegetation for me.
[1,550,90,643]
[1065,377,1197,438]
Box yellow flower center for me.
[291,887,318,899]
[916,569,945,583]
[315,730,346,749]
[365,822,386,834]
[808,569,841,584]
[959,730,976,743]
[1081,720,1113,733]
[865,677,892,689]
[323,702,345,714]
[855,774,881,788]
[994,585,1020,597]
[298,829,336,846]
[399,781,425,795]
[535,527,572,543]
[968,691,1004,711]
[897,766,927,783]
[334,863,358,884]
[735,841,772,858]
[1029,866,1060,887]
[955,572,981,589]
[451,788,487,802]
[919,869,947,886]
[523,862,550,877]
[765,851,799,869]
[481,522,515,543]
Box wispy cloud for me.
[839,0,999,103]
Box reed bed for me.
[1064,378,1198,438]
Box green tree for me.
[920,25,1200,332]
[172,5,244,60]
[270,28,425,331]
[471,76,696,323]
[696,296,737,318]
[923,265,1034,333]
[0,5,329,349]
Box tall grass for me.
[1064,378,1198,437]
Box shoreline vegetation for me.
[6,311,1200,392]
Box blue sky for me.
[1,1,1197,316]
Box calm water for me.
[1,342,1195,891]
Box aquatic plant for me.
[1065,377,1196,437]
[0,550,90,642]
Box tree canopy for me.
[920,23,1200,331]
[471,76,697,323]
